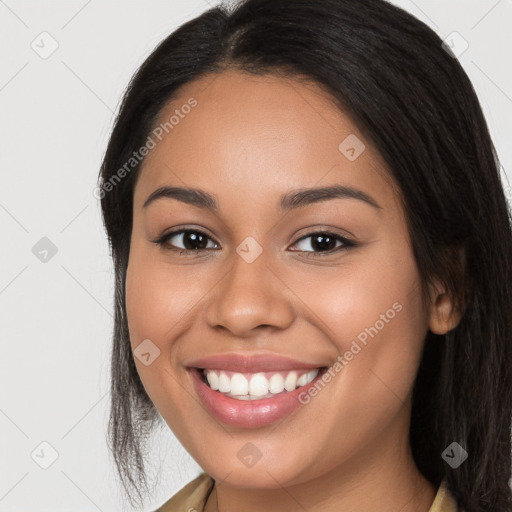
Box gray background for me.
[0,0,511,510]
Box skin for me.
[125,69,461,512]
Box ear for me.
[427,279,463,335]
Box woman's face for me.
[126,69,437,488]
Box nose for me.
[204,247,295,337]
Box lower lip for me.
[189,367,325,428]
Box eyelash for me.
[152,229,357,257]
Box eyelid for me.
[288,231,355,255]
[293,231,352,245]
[293,224,356,240]
[155,225,220,244]
[153,227,220,252]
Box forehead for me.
[133,69,397,214]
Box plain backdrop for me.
[0,0,511,510]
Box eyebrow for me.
[142,184,382,211]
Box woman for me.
[98,0,512,511]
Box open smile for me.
[187,354,329,428]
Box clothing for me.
[154,472,459,511]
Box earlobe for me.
[427,281,462,335]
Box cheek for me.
[124,247,207,416]
[125,247,209,348]
[286,243,427,409]
[124,244,224,420]
[271,247,428,475]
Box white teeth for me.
[249,374,268,396]
[231,373,248,395]
[218,373,230,393]
[269,373,285,394]
[284,371,297,391]
[206,371,219,391]
[203,368,320,399]
[297,373,308,387]
[308,368,319,382]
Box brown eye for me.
[155,230,219,253]
[289,231,355,255]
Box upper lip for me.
[186,353,325,373]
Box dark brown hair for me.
[98,0,512,510]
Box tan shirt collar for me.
[155,473,458,512]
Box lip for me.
[188,365,327,428]
[185,352,324,373]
